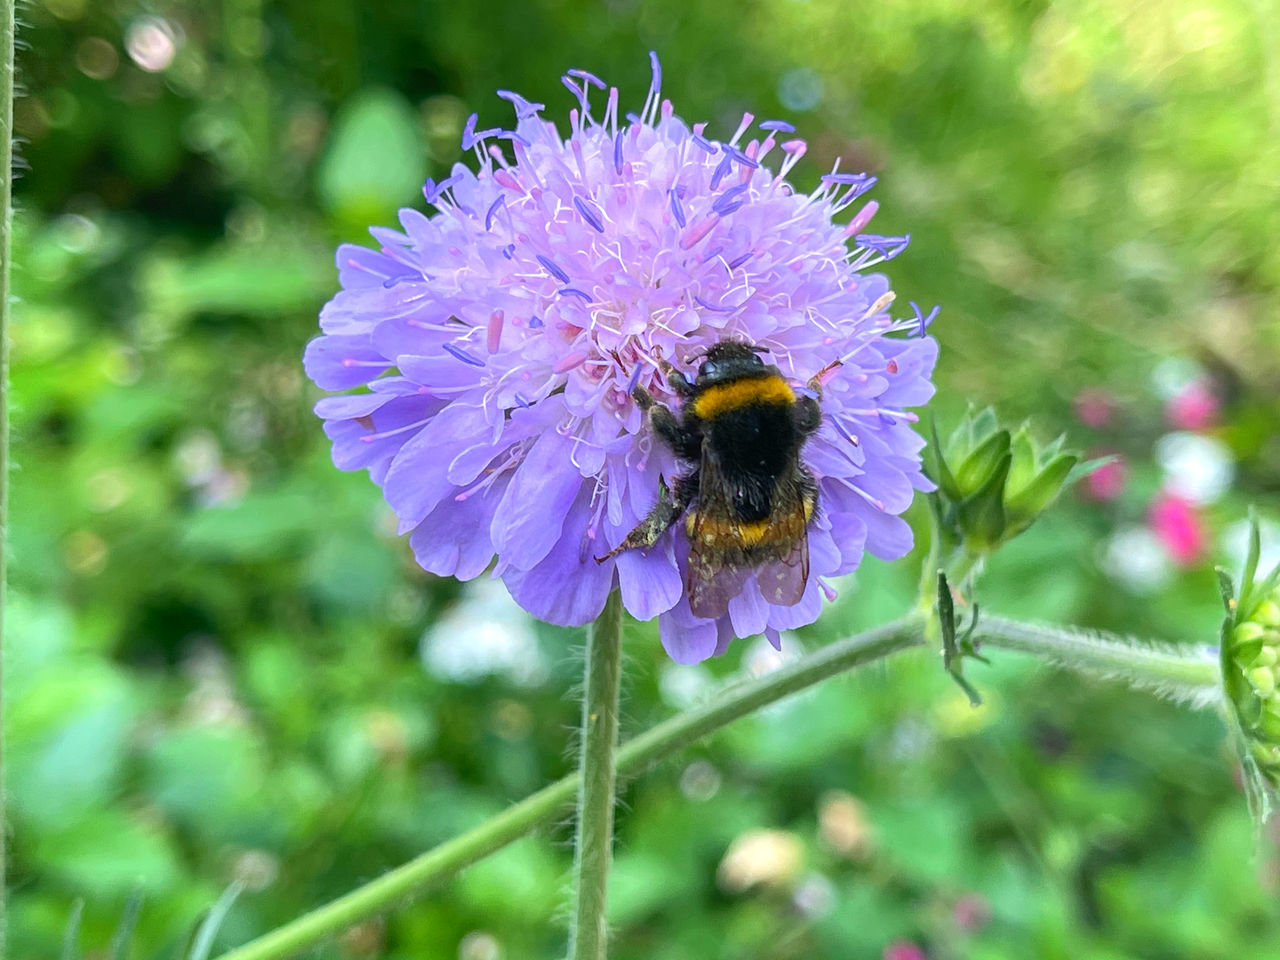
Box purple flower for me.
[305,55,938,663]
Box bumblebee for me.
[602,340,835,619]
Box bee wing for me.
[686,445,752,620]
[754,497,810,608]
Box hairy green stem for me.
[568,592,624,960]
[215,617,923,960]
[213,612,1221,960]
[0,0,15,931]
[974,616,1222,706]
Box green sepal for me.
[924,416,963,502]
[957,452,1010,550]
[1006,427,1038,498]
[954,428,1011,497]
[1005,452,1078,531]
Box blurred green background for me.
[10,0,1280,957]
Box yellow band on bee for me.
[691,375,796,420]
[684,515,777,547]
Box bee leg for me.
[657,358,696,400]
[806,359,842,397]
[596,475,693,561]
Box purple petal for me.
[657,597,721,664]
[382,401,490,529]
[615,541,682,621]
[409,476,504,581]
[303,335,387,390]
[491,431,585,570]
[502,497,615,626]
[727,578,771,638]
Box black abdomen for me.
[709,403,797,523]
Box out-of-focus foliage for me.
[10,0,1280,957]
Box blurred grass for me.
[9,0,1280,957]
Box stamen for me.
[613,130,625,175]
[760,119,795,133]
[484,195,505,231]
[710,155,734,190]
[443,342,486,367]
[498,130,530,147]
[691,133,717,154]
[668,188,687,227]
[711,182,750,215]
[513,392,531,408]
[359,417,432,443]
[843,200,879,237]
[559,287,594,302]
[722,144,759,169]
[729,111,755,146]
[567,68,606,89]
[679,215,718,250]
[727,251,753,269]
[536,254,571,284]
[574,196,605,233]
[486,309,504,353]
[496,90,544,119]
[461,113,501,151]
[502,243,516,259]
[625,364,643,395]
[493,169,523,193]
[818,577,838,602]
[694,294,736,313]
[909,301,940,337]
[554,350,589,374]
[859,291,897,321]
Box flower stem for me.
[213,616,923,960]
[211,612,1221,960]
[974,616,1221,707]
[0,0,15,925]
[568,591,625,960]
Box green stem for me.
[568,592,625,960]
[214,616,924,960]
[0,0,15,930]
[213,613,1220,960]
[974,616,1222,706]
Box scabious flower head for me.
[305,55,938,663]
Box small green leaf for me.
[187,882,245,960]
[1006,452,1078,520]
[925,417,962,501]
[957,452,1010,549]
[1006,427,1038,497]
[954,428,1011,496]
[108,892,144,960]
[61,899,84,960]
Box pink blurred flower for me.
[884,941,928,960]
[953,892,991,932]
[1148,491,1208,566]
[1082,454,1127,502]
[1165,377,1219,431]
[1073,388,1116,429]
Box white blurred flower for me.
[658,661,714,709]
[1101,525,1173,594]
[717,829,803,892]
[420,579,546,686]
[1154,431,1235,504]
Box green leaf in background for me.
[317,87,427,227]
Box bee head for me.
[695,340,770,385]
